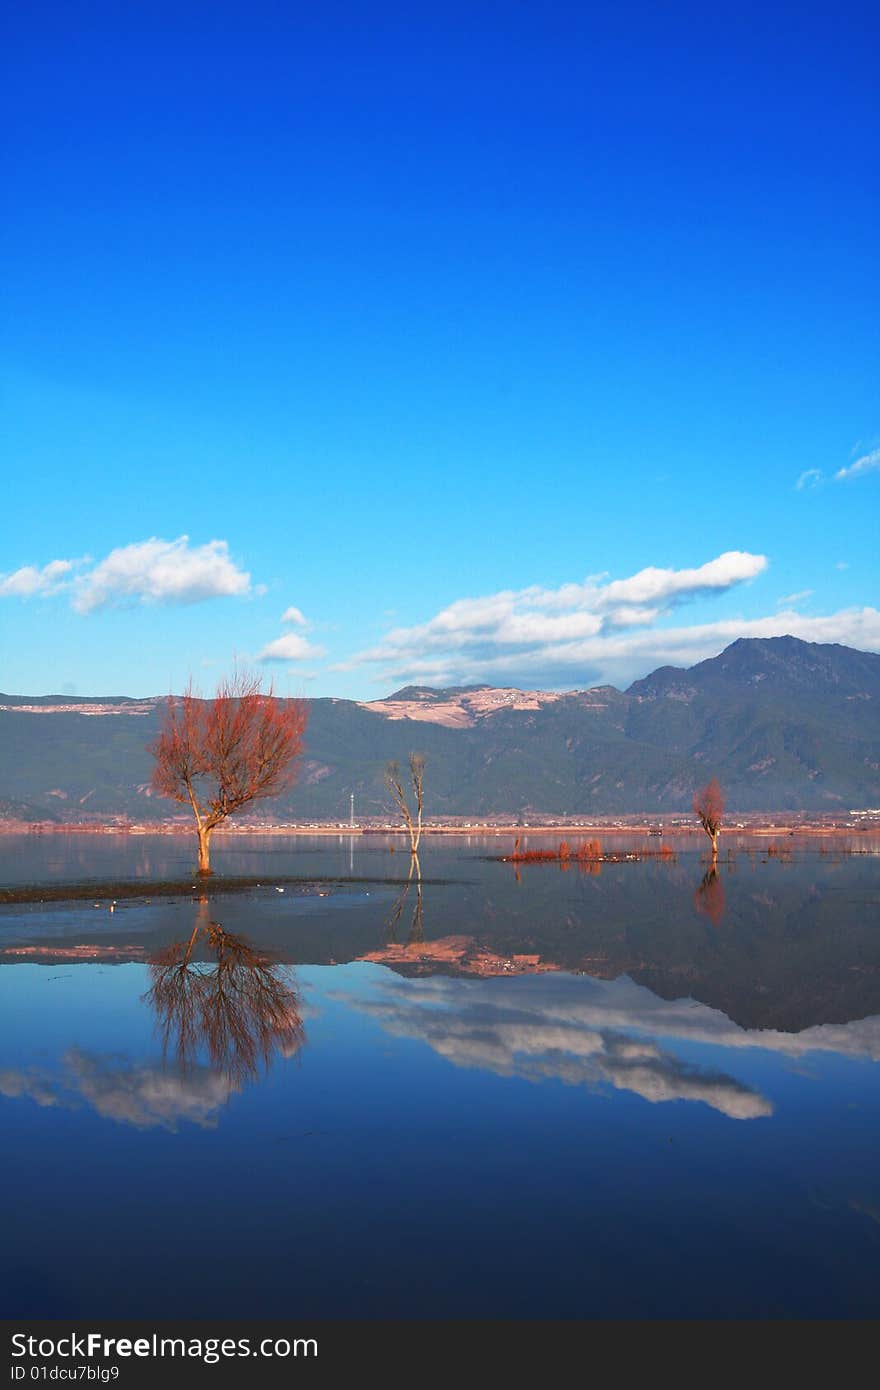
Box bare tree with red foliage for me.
[149,670,308,875]
[693,777,724,862]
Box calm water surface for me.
[1,833,879,1319]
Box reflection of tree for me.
[694,867,726,926]
[385,854,423,945]
[145,899,305,1084]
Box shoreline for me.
[1,820,876,840]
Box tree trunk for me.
[710,829,719,862]
[197,824,213,876]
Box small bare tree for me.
[149,669,307,875]
[693,777,724,862]
[385,753,425,855]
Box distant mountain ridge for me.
[628,636,880,700]
[1,637,878,819]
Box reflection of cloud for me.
[338,971,880,1119]
[0,1052,237,1131]
[64,1049,236,1130]
[0,1067,61,1108]
[339,973,772,1119]
[437,1022,771,1120]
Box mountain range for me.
[1,636,878,820]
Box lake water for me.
[1,832,879,1319]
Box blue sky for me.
[2,1,878,699]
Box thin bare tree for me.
[385,753,425,855]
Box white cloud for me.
[343,596,880,692]
[797,446,880,488]
[776,590,812,607]
[795,468,823,491]
[259,632,326,663]
[339,550,783,688]
[2,537,255,614]
[347,552,767,665]
[599,552,767,607]
[835,448,880,482]
[603,604,663,629]
[260,606,324,661]
[72,536,252,613]
[0,558,77,597]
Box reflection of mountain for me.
[467,856,880,1032]
[359,855,880,1033]
[3,853,879,1034]
[340,970,880,1121]
[362,935,558,977]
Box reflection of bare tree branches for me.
[385,853,423,945]
[694,867,726,926]
[145,899,305,1084]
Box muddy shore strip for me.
[0,873,460,906]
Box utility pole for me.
[350,793,355,829]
